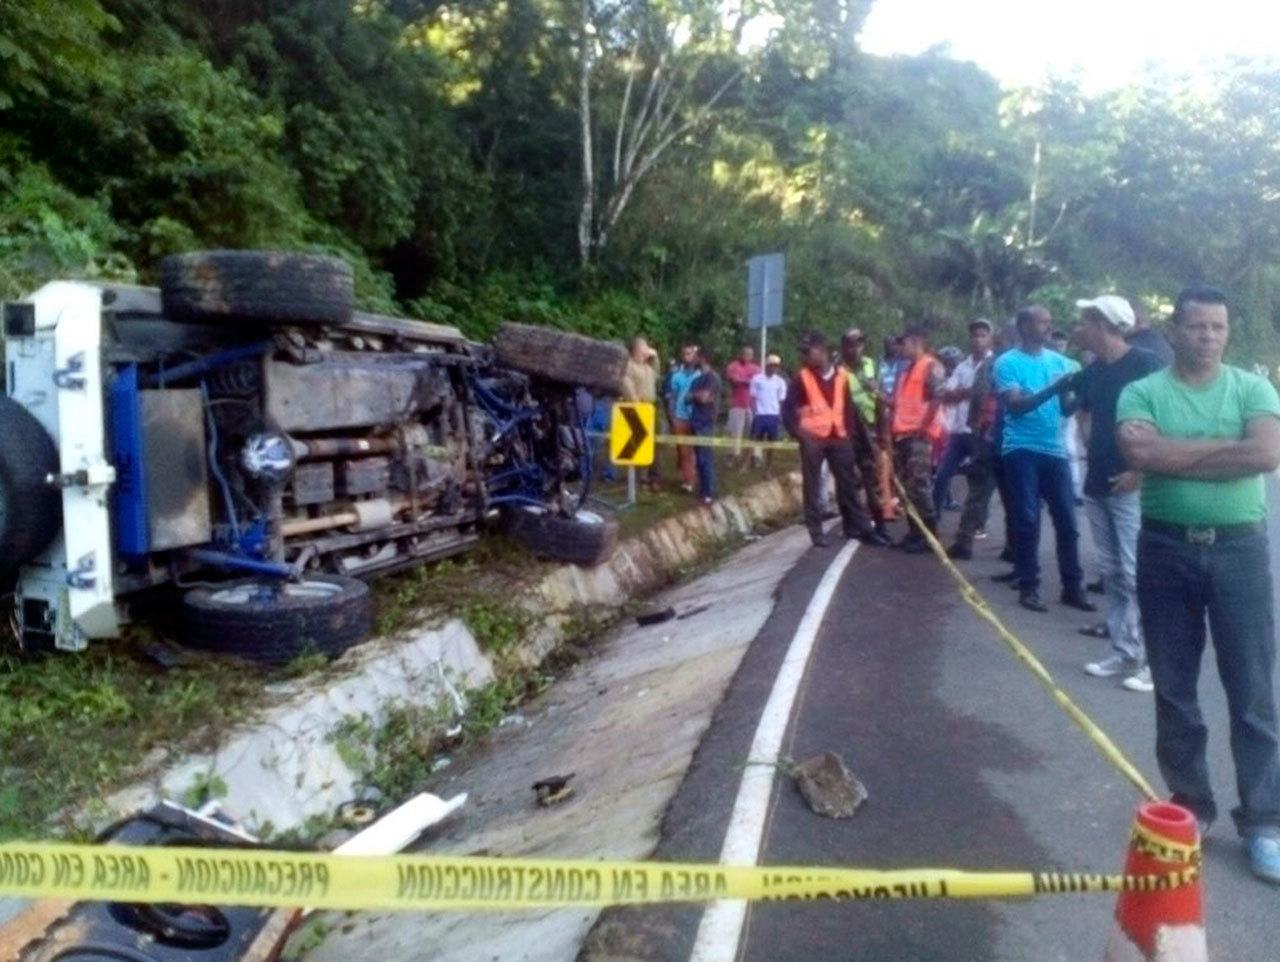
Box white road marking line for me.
[689,541,860,962]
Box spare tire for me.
[179,574,373,663]
[160,250,354,327]
[507,506,618,567]
[0,396,61,571]
[494,323,629,396]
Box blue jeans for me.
[1002,449,1082,594]
[932,432,974,509]
[588,402,617,482]
[693,422,716,499]
[1083,492,1143,664]
[1137,526,1280,837]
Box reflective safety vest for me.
[798,367,848,439]
[846,356,878,426]
[891,354,943,440]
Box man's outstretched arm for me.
[1004,371,1079,416]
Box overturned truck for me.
[1,251,628,661]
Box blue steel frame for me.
[109,349,590,585]
[108,364,150,559]
[468,376,592,511]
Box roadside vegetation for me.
[4,2,1280,364]
[0,633,264,839]
[0,460,794,841]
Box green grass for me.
[327,668,551,803]
[0,634,268,840]
[371,536,536,638]
[594,448,800,539]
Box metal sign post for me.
[746,253,785,359]
[608,403,655,510]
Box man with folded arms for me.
[1117,284,1280,885]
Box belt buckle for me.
[1186,526,1216,546]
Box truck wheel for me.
[160,250,354,327]
[494,323,629,397]
[179,574,373,663]
[0,396,61,571]
[507,506,618,567]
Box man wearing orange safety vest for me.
[890,327,946,553]
[782,333,892,549]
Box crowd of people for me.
[620,283,1280,886]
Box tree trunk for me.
[577,0,595,267]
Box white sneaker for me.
[1122,667,1154,693]
[1085,654,1135,678]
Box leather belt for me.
[1141,518,1265,546]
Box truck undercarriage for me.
[1,251,627,660]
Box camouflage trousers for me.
[892,435,937,531]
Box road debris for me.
[533,774,576,806]
[676,603,713,620]
[792,752,868,819]
[336,799,380,828]
[635,605,677,626]
[318,827,356,851]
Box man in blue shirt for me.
[667,344,701,493]
[993,305,1096,614]
[688,349,721,504]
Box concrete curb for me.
[93,473,804,835]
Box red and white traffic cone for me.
[1104,802,1207,961]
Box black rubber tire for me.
[160,250,354,327]
[0,395,61,571]
[507,506,618,567]
[179,574,373,663]
[494,323,629,396]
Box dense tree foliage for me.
[3,0,1279,360]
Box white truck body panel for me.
[11,282,118,650]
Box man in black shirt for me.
[1074,295,1161,692]
[1125,297,1174,367]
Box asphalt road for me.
[583,482,1280,962]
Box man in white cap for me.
[1073,295,1162,691]
[749,352,787,471]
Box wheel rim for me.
[207,579,343,606]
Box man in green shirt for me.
[1116,284,1280,885]
[840,328,888,538]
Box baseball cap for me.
[1076,295,1136,331]
[766,353,782,365]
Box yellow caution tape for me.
[589,430,800,452]
[653,433,800,451]
[891,476,1161,801]
[0,844,1197,911]
[1130,821,1200,865]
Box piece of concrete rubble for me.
[533,774,575,807]
[792,752,867,819]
